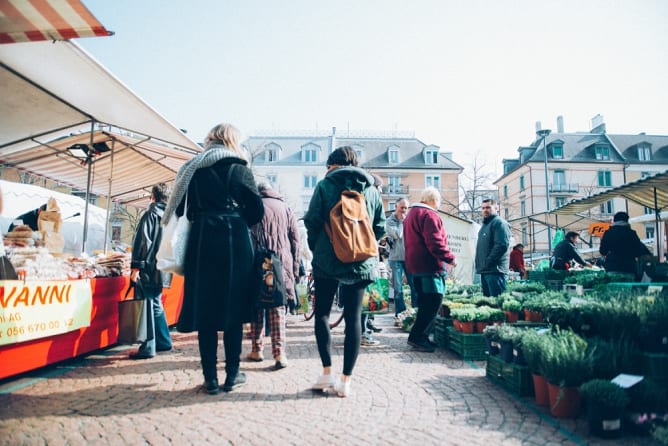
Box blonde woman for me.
[163,123,264,394]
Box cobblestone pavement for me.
[0,312,660,446]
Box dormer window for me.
[595,145,610,160]
[301,142,320,163]
[351,144,364,162]
[423,145,439,165]
[638,144,652,161]
[552,144,563,159]
[264,142,281,162]
[388,145,400,164]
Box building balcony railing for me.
[549,183,579,193]
[381,185,410,195]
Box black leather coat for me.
[131,201,166,293]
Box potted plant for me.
[523,296,547,322]
[473,306,492,333]
[451,307,475,333]
[541,328,594,418]
[497,324,517,363]
[521,329,549,406]
[482,324,501,355]
[502,298,522,323]
[579,379,629,439]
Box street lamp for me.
[537,128,552,254]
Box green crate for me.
[545,280,564,291]
[447,327,488,360]
[486,355,534,397]
[642,352,668,386]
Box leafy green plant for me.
[497,324,519,342]
[502,299,522,312]
[521,329,548,375]
[488,308,506,322]
[579,379,630,411]
[541,328,594,387]
[627,378,668,413]
[473,306,492,322]
[482,324,501,342]
[509,282,546,294]
[451,307,475,322]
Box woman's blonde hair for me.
[204,123,244,157]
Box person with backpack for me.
[303,146,385,397]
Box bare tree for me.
[110,203,142,242]
[457,150,497,221]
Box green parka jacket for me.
[303,166,386,284]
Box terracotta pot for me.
[547,382,581,418]
[524,309,544,322]
[475,321,490,333]
[532,374,549,406]
[504,311,519,323]
[452,319,461,331]
[460,321,475,334]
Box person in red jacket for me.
[404,187,456,352]
[509,244,527,279]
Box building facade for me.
[495,116,668,257]
[244,127,463,217]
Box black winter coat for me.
[131,201,165,293]
[176,158,264,332]
[599,223,650,275]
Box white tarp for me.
[0,180,106,254]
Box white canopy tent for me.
[0,39,201,252]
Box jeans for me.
[481,273,507,297]
[136,288,172,356]
[314,277,366,376]
[390,260,416,312]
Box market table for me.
[0,274,184,380]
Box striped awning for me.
[0,0,112,44]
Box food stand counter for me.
[0,274,183,380]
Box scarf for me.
[163,145,241,224]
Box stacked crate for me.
[446,326,487,360]
[486,355,534,397]
[433,316,451,349]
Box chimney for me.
[330,126,337,152]
[590,114,606,134]
[556,116,564,133]
[535,121,542,133]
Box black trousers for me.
[314,277,366,376]
[408,279,441,344]
[197,324,242,381]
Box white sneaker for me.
[312,373,336,391]
[334,379,351,397]
[361,334,380,346]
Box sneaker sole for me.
[222,381,247,392]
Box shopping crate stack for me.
[433,316,451,349]
[446,326,487,360]
[485,355,534,397]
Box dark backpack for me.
[325,189,378,263]
[255,248,286,308]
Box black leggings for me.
[314,277,366,376]
[197,324,242,381]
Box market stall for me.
[0,33,199,380]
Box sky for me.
[79,0,668,177]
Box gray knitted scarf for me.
[163,145,240,224]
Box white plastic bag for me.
[157,197,191,275]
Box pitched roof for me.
[245,134,463,170]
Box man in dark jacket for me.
[600,211,650,278]
[475,198,511,296]
[551,231,589,271]
[128,183,172,359]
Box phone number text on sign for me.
[0,280,92,345]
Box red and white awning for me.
[0,0,112,44]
